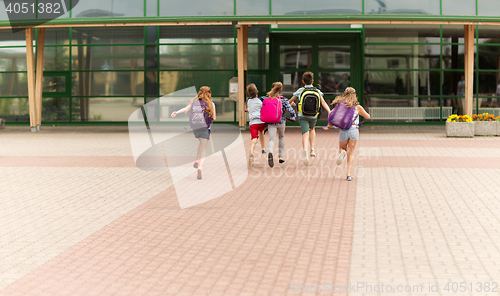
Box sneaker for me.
[346,176,353,181]
[301,150,309,166]
[248,153,254,167]
[279,158,285,164]
[197,168,202,180]
[193,160,199,169]
[262,148,266,154]
[268,153,274,168]
[336,150,347,165]
[310,150,316,157]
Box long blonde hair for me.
[193,86,214,118]
[332,87,358,108]
[267,82,283,98]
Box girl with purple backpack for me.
[323,87,370,181]
[171,86,216,180]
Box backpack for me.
[298,87,321,116]
[189,99,213,130]
[328,101,358,130]
[260,97,282,123]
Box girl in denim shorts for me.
[329,87,370,181]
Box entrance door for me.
[270,33,362,123]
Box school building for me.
[1,0,500,130]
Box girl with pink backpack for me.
[261,82,296,167]
[323,87,370,181]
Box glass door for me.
[270,33,362,123]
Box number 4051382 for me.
[6,2,63,15]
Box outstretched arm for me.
[320,96,330,114]
[289,95,297,107]
[357,105,370,119]
[171,102,192,117]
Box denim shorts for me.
[339,125,359,142]
[193,128,210,140]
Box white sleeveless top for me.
[352,106,359,126]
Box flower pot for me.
[446,121,474,138]
[497,121,500,136]
[474,121,497,136]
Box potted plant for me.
[446,114,474,138]
[472,113,497,136]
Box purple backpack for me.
[189,100,213,130]
[328,101,358,130]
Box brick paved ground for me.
[0,126,499,295]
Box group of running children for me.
[171,72,370,181]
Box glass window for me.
[319,45,350,69]
[478,72,500,95]
[0,47,27,71]
[442,0,476,16]
[319,72,351,96]
[478,26,500,44]
[71,46,144,70]
[0,98,30,121]
[442,71,468,96]
[159,0,233,17]
[71,27,144,45]
[159,45,234,70]
[237,0,269,15]
[72,72,144,96]
[442,25,467,43]
[146,0,157,17]
[159,26,234,44]
[43,75,67,93]
[365,44,441,70]
[145,71,158,96]
[280,71,306,97]
[364,71,439,96]
[280,45,312,69]
[72,97,144,121]
[44,47,70,71]
[442,44,467,70]
[248,44,269,70]
[0,73,28,97]
[248,25,270,43]
[477,97,500,109]
[44,28,70,45]
[478,0,500,16]
[71,0,144,18]
[42,98,69,121]
[365,25,440,43]
[272,0,362,15]
[247,74,267,95]
[159,71,234,96]
[478,45,500,70]
[0,30,31,47]
[365,0,439,15]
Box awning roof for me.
[2,15,500,30]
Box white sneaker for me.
[310,150,316,157]
[262,148,266,154]
[302,150,310,166]
[336,150,347,165]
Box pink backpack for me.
[260,97,282,123]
